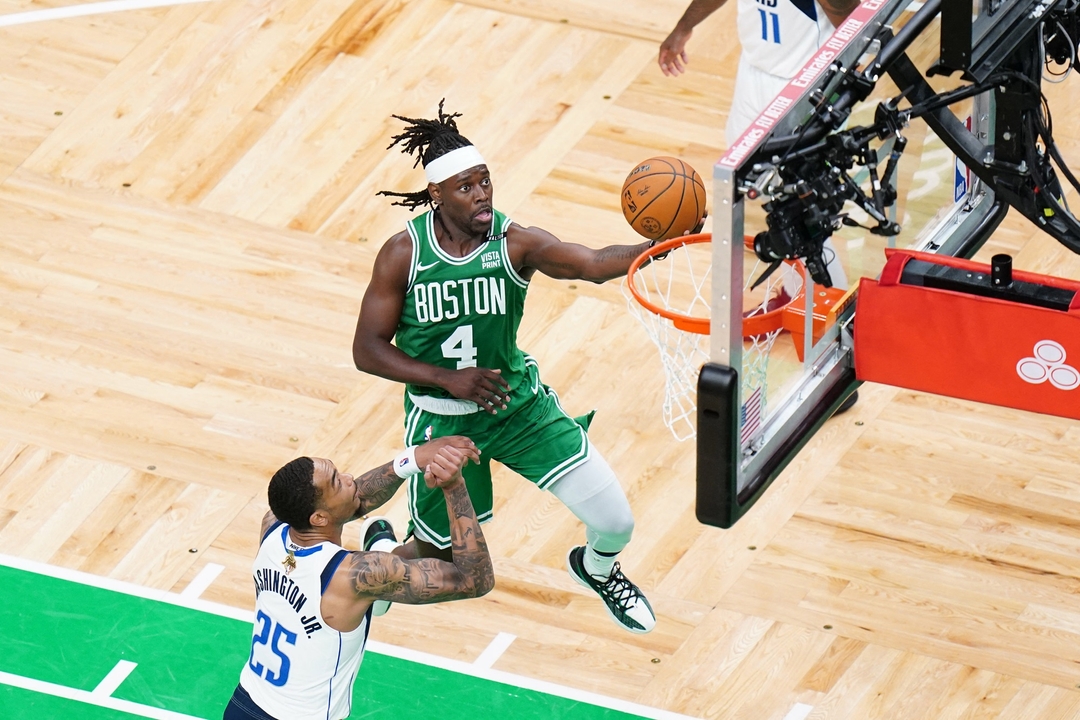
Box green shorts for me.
[403,359,594,549]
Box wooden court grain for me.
[1,0,1079,717]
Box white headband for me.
[424,146,487,184]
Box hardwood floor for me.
[2,0,1080,717]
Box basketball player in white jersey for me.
[223,436,493,720]
[660,0,858,144]
[658,0,858,293]
[659,0,861,413]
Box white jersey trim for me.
[404,222,420,293]
[426,212,494,265]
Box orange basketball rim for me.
[627,233,793,338]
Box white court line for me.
[0,553,253,622]
[0,0,213,28]
[0,554,701,720]
[180,563,225,600]
[473,632,516,669]
[783,702,815,720]
[0,669,202,720]
[93,659,139,697]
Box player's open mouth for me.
[474,208,492,222]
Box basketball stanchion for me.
[855,249,1080,419]
[624,233,802,441]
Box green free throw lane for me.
[0,564,660,720]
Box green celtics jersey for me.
[396,209,530,399]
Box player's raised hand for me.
[416,436,481,469]
[443,367,511,414]
[423,445,469,490]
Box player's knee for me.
[595,509,635,547]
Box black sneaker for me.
[361,516,396,551]
[360,516,398,616]
[566,546,655,634]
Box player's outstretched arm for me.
[659,0,727,76]
[352,233,510,414]
[345,446,494,605]
[511,224,655,284]
[351,436,481,518]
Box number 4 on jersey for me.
[441,325,478,369]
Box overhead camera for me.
[1044,2,1080,66]
[743,0,1080,284]
[751,173,847,287]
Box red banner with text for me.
[855,250,1080,420]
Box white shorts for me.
[727,54,849,290]
[726,54,792,146]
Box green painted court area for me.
[0,564,651,720]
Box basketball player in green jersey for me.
[352,102,687,634]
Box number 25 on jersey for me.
[248,610,296,687]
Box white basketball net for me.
[625,240,802,443]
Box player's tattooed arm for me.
[345,553,484,604]
[345,481,494,605]
[443,481,495,593]
[350,445,495,605]
[352,462,403,518]
[351,437,481,519]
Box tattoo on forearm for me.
[349,552,483,604]
[354,462,404,515]
[347,480,493,605]
[444,483,495,592]
[445,482,477,520]
[595,244,648,263]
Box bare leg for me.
[393,537,451,562]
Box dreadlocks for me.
[378,99,475,211]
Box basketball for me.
[621,156,707,241]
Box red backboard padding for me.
[855,249,1080,420]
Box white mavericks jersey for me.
[239,522,370,720]
[738,0,835,79]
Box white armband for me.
[393,446,421,478]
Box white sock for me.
[583,546,618,578]
[369,538,399,553]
